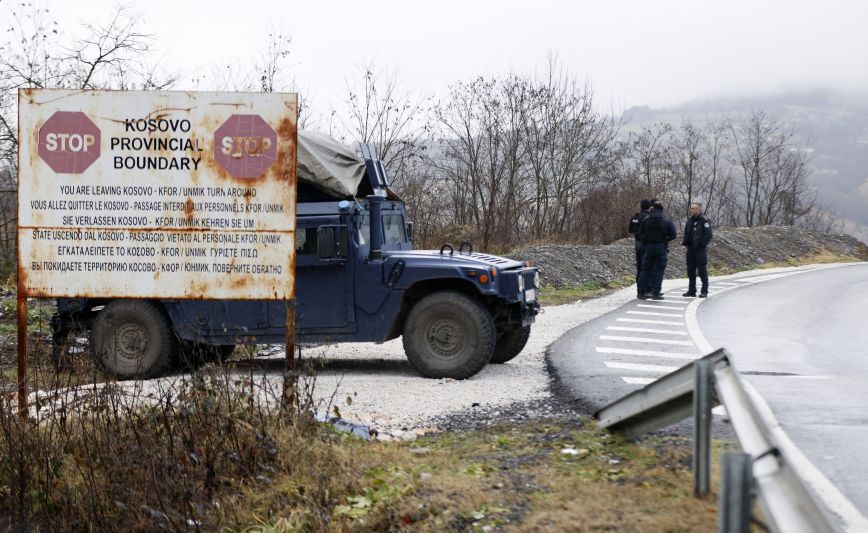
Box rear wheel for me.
[490,326,531,364]
[402,291,495,379]
[91,300,176,379]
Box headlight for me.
[534,271,540,289]
[517,275,524,292]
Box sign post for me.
[17,89,298,412]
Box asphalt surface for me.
[548,262,868,531]
[698,262,868,525]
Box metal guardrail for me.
[595,348,836,533]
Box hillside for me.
[513,226,868,289]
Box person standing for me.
[638,201,677,300]
[682,202,713,297]
[628,199,652,297]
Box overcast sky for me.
[15,0,868,112]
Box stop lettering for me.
[38,111,101,174]
[213,115,278,179]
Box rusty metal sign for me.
[18,89,297,300]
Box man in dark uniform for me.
[628,199,652,297]
[638,201,677,300]
[682,202,714,297]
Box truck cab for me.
[54,134,540,380]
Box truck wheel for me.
[402,291,495,379]
[91,300,176,379]
[490,326,531,364]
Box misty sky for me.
[28,0,868,111]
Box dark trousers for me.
[634,240,646,294]
[640,243,668,296]
[686,246,709,294]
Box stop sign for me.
[213,114,278,179]
[38,111,101,174]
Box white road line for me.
[637,304,687,310]
[626,310,683,317]
[605,361,678,373]
[599,335,694,346]
[607,326,687,335]
[716,282,738,286]
[622,377,655,385]
[596,347,701,360]
[616,318,685,326]
[684,264,868,532]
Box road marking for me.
[716,282,738,286]
[607,326,687,335]
[637,304,686,310]
[616,318,685,326]
[605,361,678,373]
[622,377,655,385]
[684,264,868,532]
[626,310,683,317]
[596,347,701,360]
[599,335,694,346]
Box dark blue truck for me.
[53,134,540,380]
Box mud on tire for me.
[91,300,177,379]
[402,291,495,379]
[490,326,531,364]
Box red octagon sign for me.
[213,114,278,179]
[38,111,101,174]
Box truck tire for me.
[91,300,176,379]
[402,291,495,379]
[490,326,531,364]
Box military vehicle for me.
[53,132,540,380]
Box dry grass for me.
[539,278,633,307]
[707,250,861,276]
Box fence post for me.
[718,453,752,533]
[694,358,713,496]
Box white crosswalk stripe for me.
[599,335,694,346]
[605,361,678,373]
[596,347,701,359]
[626,310,683,317]
[606,326,687,335]
[636,303,687,310]
[616,317,685,326]
[622,377,655,385]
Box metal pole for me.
[718,453,752,533]
[694,358,713,496]
[16,296,27,418]
[283,299,297,410]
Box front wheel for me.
[402,291,495,379]
[490,326,531,364]
[91,300,177,379]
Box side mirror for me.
[317,227,336,259]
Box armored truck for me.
[53,132,540,380]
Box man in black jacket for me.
[638,201,677,300]
[628,199,652,297]
[681,203,713,297]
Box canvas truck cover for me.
[297,131,366,197]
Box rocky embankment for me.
[513,226,868,289]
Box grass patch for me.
[708,251,862,276]
[540,278,633,306]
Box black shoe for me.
[639,293,651,300]
[699,293,708,298]
[651,294,664,300]
[682,291,696,297]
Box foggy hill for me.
[621,89,868,240]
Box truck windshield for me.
[357,212,406,245]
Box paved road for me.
[548,263,868,531]
[699,262,868,527]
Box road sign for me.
[17,89,298,300]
